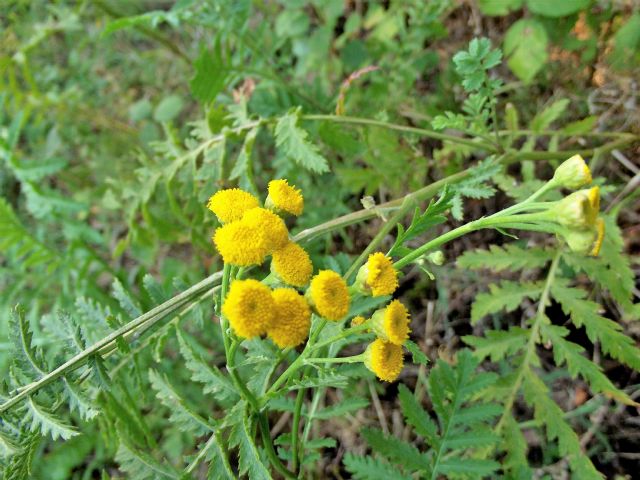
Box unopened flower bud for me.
[552,154,592,189]
[553,187,599,229]
[558,216,605,256]
[427,250,445,265]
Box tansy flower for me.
[267,288,311,348]
[307,270,350,321]
[370,300,411,345]
[364,339,404,382]
[355,252,398,296]
[552,154,592,190]
[213,221,269,266]
[271,242,313,287]
[242,207,290,252]
[266,179,304,216]
[222,279,275,338]
[207,188,259,223]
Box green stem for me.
[257,412,297,479]
[302,114,497,152]
[495,251,562,433]
[304,355,364,365]
[291,378,306,473]
[393,211,552,269]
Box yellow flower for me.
[213,221,268,266]
[370,300,411,345]
[207,188,259,223]
[364,339,404,382]
[271,242,313,287]
[222,279,275,338]
[355,252,398,296]
[586,186,600,224]
[266,179,304,216]
[242,207,290,252]
[591,217,605,257]
[267,288,311,348]
[307,270,350,321]
[552,154,592,189]
[351,316,366,327]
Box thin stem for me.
[495,251,562,433]
[304,355,364,365]
[257,412,297,479]
[291,380,305,473]
[302,114,497,151]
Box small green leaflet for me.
[471,281,544,324]
[457,244,554,272]
[274,108,330,174]
[405,340,429,366]
[388,187,453,257]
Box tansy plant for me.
[192,154,607,477]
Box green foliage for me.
[347,350,501,479]
[274,109,330,174]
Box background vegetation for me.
[1,0,639,478]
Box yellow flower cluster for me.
[208,182,313,280]
[223,280,311,347]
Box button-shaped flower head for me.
[370,300,411,345]
[355,252,399,297]
[242,207,290,252]
[267,288,311,348]
[207,188,259,224]
[364,339,404,382]
[307,270,350,321]
[271,242,313,287]
[222,279,275,339]
[554,186,600,229]
[552,154,592,190]
[266,179,304,216]
[213,221,269,266]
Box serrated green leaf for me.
[471,281,544,323]
[312,397,369,419]
[148,369,213,435]
[551,282,640,370]
[115,438,178,480]
[274,109,330,174]
[362,428,431,472]
[229,412,270,480]
[190,44,228,103]
[26,397,78,441]
[504,19,548,83]
[343,453,412,480]
[405,340,429,366]
[205,431,235,480]
[540,323,634,405]
[438,458,500,476]
[397,385,439,447]
[458,244,553,272]
[463,327,529,362]
[522,370,602,479]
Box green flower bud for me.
[427,250,445,265]
[552,154,592,189]
[553,187,599,229]
[558,217,605,257]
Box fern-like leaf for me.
[343,453,412,480]
[458,244,553,272]
[274,108,330,174]
[471,281,544,323]
[26,397,78,441]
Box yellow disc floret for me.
[222,279,275,339]
[268,288,311,348]
[371,300,410,345]
[307,270,350,321]
[271,242,313,287]
[267,179,304,216]
[207,188,259,224]
[365,252,399,296]
[242,207,290,252]
[213,221,269,266]
[364,339,404,382]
